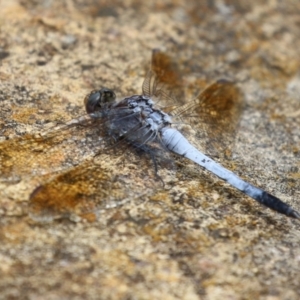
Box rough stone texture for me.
[0,0,299,299]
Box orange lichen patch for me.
[225,215,249,227]
[11,107,40,124]
[149,191,170,202]
[142,220,174,242]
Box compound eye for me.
[84,88,116,114]
[101,88,116,103]
[84,90,101,114]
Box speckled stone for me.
[0,1,299,299]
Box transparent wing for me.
[171,79,243,156]
[0,113,175,222]
[142,49,185,105]
[0,117,100,184]
[29,140,175,222]
[143,49,243,156]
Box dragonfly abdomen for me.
[161,128,299,218]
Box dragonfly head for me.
[84,88,116,114]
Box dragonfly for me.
[0,50,299,222]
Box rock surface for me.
[0,1,299,299]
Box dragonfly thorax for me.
[85,90,173,145]
[108,94,172,144]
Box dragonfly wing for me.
[144,50,243,157]
[171,79,243,156]
[29,141,176,222]
[142,49,185,105]
[0,118,102,183]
